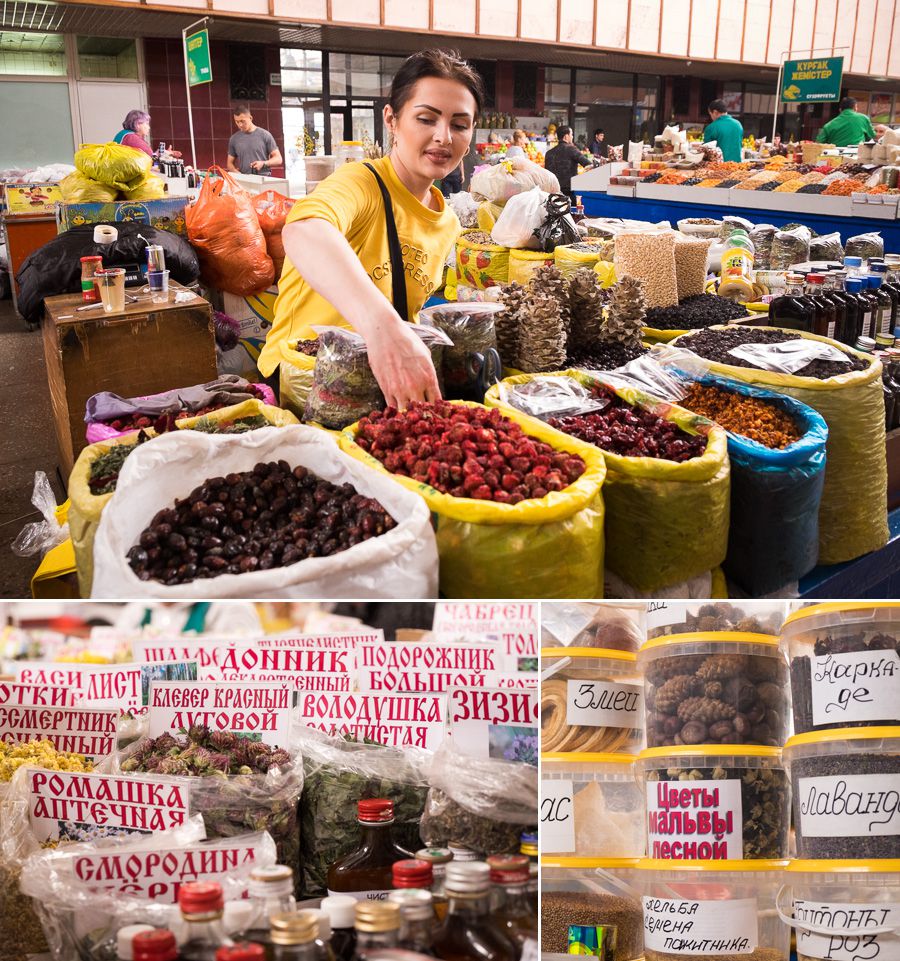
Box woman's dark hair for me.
[388,49,484,116]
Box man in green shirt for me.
[703,99,744,162]
[816,97,877,146]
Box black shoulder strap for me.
[364,162,409,320]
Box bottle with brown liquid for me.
[388,889,436,955]
[415,848,452,921]
[327,800,413,901]
[393,858,447,922]
[179,882,234,961]
[241,865,297,954]
[320,896,357,961]
[432,863,516,961]
[270,912,321,961]
[353,902,401,960]
[769,274,815,333]
[486,856,537,961]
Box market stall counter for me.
[41,282,216,474]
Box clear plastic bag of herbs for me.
[295,730,431,898]
[105,726,303,892]
[420,740,538,857]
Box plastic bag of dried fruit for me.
[670,326,887,565]
[487,371,730,593]
[339,400,607,598]
[420,740,537,856]
[90,425,439,598]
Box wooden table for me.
[42,283,216,476]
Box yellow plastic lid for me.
[787,859,900,874]
[638,744,781,761]
[541,857,640,869]
[636,858,789,872]
[541,647,637,662]
[341,140,363,145]
[542,752,637,764]
[639,632,781,652]
[783,601,900,626]
[784,726,900,749]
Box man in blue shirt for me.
[703,99,744,163]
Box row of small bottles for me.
[769,262,900,346]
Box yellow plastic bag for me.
[555,242,602,279]
[68,400,298,596]
[508,249,554,286]
[122,171,166,201]
[593,260,616,288]
[670,326,888,564]
[486,371,731,592]
[279,340,319,419]
[339,401,607,598]
[456,230,510,289]
[477,201,504,232]
[59,171,118,204]
[74,142,153,192]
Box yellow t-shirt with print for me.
[258,155,461,377]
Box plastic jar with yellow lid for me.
[541,647,644,754]
[647,601,786,640]
[637,633,790,748]
[541,753,644,858]
[781,602,900,734]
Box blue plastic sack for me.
[685,372,828,596]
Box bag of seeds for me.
[809,231,845,262]
[90,425,439,598]
[673,235,713,301]
[771,225,812,269]
[420,740,537,856]
[278,337,320,419]
[671,326,888,564]
[614,229,679,308]
[339,400,608,598]
[507,248,555,285]
[456,229,511,289]
[554,241,604,279]
[293,729,431,897]
[487,371,731,593]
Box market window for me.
[76,37,139,80]
[545,67,571,106]
[0,31,66,76]
[280,48,322,95]
[574,70,632,106]
[229,43,267,101]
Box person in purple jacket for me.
[113,110,153,157]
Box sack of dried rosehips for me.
[339,399,608,598]
[486,371,730,593]
[672,326,888,565]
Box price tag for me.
[541,779,575,853]
[566,679,643,727]
[811,651,900,726]
[642,897,758,955]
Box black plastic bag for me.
[15,223,200,326]
[534,194,580,252]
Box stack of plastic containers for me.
[539,605,647,961]
[634,601,792,961]
[780,603,900,961]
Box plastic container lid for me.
[783,601,900,626]
[540,646,637,662]
[215,945,266,961]
[179,881,224,915]
[415,847,453,865]
[321,894,357,928]
[358,798,394,822]
[639,631,782,651]
[787,859,900,874]
[636,858,789,872]
[845,256,863,266]
[542,752,638,764]
[541,856,640,869]
[807,274,825,284]
[393,858,433,888]
[846,278,865,292]
[784,725,900,751]
[117,925,156,961]
[872,263,890,273]
[868,275,884,288]
[638,745,781,761]
[133,930,178,961]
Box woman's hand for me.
[366,314,442,409]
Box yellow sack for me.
[59,171,118,204]
[642,326,685,345]
[68,400,298,596]
[555,242,602,279]
[456,230,510,289]
[279,339,319,420]
[670,326,888,564]
[122,171,166,201]
[486,371,731,592]
[477,201,504,232]
[74,142,152,192]
[593,260,616,288]
[508,248,554,286]
[340,401,607,598]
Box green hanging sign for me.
[780,56,843,103]
[185,29,212,87]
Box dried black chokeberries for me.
[645,294,750,331]
[127,461,396,584]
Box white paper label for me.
[0,705,118,759]
[28,769,189,843]
[432,602,538,673]
[811,650,900,726]
[541,779,575,853]
[566,679,643,728]
[148,681,293,746]
[794,899,900,961]
[797,774,900,837]
[326,888,392,902]
[294,690,447,750]
[447,686,538,763]
[205,668,353,692]
[642,897,759,955]
[0,681,73,707]
[646,601,681,633]
[357,641,501,692]
[202,646,354,679]
[646,779,744,859]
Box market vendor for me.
[227,105,283,175]
[590,128,608,159]
[113,110,154,157]
[506,129,529,158]
[260,49,482,409]
[544,125,583,201]
[816,97,876,146]
[703,100,744,162]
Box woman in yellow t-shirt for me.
[261,49,483,410]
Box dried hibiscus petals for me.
[354,401,587,504]
[548,387,706,462]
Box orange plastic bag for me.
[253,189,295,280]
[185,166,275,295]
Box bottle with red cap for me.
[179,881,233,961]
[326,799,413,901]
[132,929,178,961]
[393,858,447,922]
[432,862,515,961]
[216,945,266,961]
[486,855,537,961]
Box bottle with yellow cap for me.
[432,862,516,961]
[241,865,297,953]
[352,901,401,959]
[269,911,321,961]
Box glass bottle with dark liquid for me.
[241,865,296,956]
[486,855,537,961]
[843,277,867,343]
[178,882,233,961]
[270,912,321,961]
[320,896,357,961]
[769,274,815,332]
[353,902,401,959]
[432,862,516,961]
[804,273,837,339]
[388,889,436,954]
